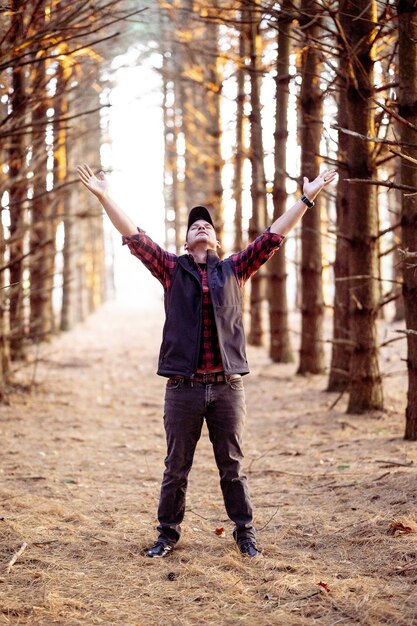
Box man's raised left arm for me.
[229,169,337,286]
[270,169,337,236]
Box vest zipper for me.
[207,263,227,374]
[181,260,203,374]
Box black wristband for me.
[301,194,315,209]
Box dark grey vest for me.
[157,250,249,377]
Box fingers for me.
[76,166,90,186]
[76,164,91,179]
[76,163,95,180]
[76,166,88,181]
[319,168,337,184]
[76,163,103,190]
[84,163,95,177]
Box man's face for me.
[186,219,218,252]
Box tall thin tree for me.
[398,0,417,439]
[8,0,27,360]
[297,0,325,374]
[327,69,351,390]
[340,0,383,412]
[269,13,293,362]
[233,9,247,253]
[247,2,268,346]
[29,1,55,343]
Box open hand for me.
[303,169,337,202]
[77,163,109,198]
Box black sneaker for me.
[146,541,173,558]
[238,540,262,558]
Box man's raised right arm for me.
[76,163,137,236]
[76,164,177,288]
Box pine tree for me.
[340,0,384,412]
[297,0,325,374]
[269,12,293,363]
[397,0,417,439]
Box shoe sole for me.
[146,547,173,558]
[241,552,263,558]
[146,553,171,558]
[238,546,263,558]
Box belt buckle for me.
[194,372,226,383]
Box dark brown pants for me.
[156,376,255,546]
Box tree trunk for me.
[58,64,77,332]
[327,72,351,390]
[202,0,223,241]
[233,10,246,253]
[391,180,404,322]
[8,0,27,360]
[61,215,76,331]
[173,54,185,253]
[297,0,325,374]
[83,79,105,315]
[340,0,383,413]
[0,199,10,395]
[398,0,417,440]
[29,5,55,343]
[60,72,103,328]
[165,2,186,252]
[0,219,7,396]
[269,15,293,363]
[247,3,268,346]
[73,82,100,323]
[160,6,181,253]
[0,96,11,392]
[179,0,223,241]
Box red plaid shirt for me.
[122,228,285,371]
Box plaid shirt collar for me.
[187,248,220,268]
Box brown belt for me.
[171,373,241,384]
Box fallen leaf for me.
[388,521,413,536]
[215,527,225,537]
[318,581,331,593]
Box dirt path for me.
[1,302,416,626]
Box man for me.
[76,163,336,558]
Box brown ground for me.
[1,302,416,626]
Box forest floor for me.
[1,301,417,626]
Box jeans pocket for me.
[166,377,184,390]
[227,376,244,391]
